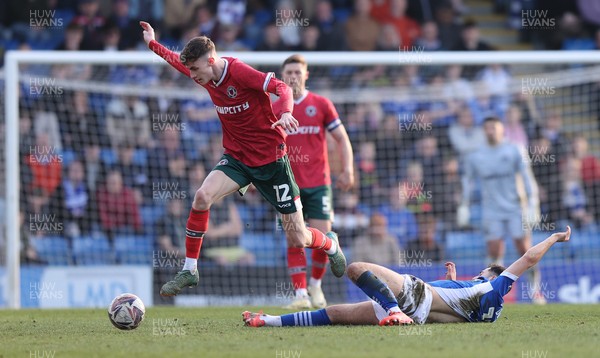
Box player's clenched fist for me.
[139,21,155,46]
[272,112,299,132]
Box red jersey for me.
[275,91,341,188]
[149,41,292,167]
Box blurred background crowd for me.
[0,0,599,269]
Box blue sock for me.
[355,270,399,311]
[280,309,332,326]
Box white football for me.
[108,293,146,330]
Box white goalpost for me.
[4,50,600,309]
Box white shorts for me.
[370,274,433,325]
[483,216,524,241]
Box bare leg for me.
[325,302,379,325]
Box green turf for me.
[1,304,598,358]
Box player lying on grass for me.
[139,21,347,297]
[243,226,571,327]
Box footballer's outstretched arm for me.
[505,226,571,278]
[140,21,191,77]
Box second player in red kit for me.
[274,55,354,309]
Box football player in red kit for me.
[139,22,347,296]
[274,55,354,309]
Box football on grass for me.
[108,293,146,330]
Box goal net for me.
[2,50,600,308]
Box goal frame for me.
[5,49,600,308]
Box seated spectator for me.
[107,0,140,49]
[562,157,594,229]
[504,104,528,149]
[113,142,149,205]
[97,169,143,241]
[189,4,219,38]
[443,65,474,102]
[62,91,107,153]
[202,196,255,266]
[313,0,346,51]
[378,182,418,246]
[558,12,594,50]
[187,162,208,198]
[405,213,443,262]
[414,21,443,51]
[434,2,461,50]
[276,0,302,48]
[82,137,106,194]
[71,0,106,50]
[452,18,494,51]
[352,213,401,265]
[20,211,45,264]
[256,23,287,51]
[58,160,93,238]
[437,156,462,229]
[106,95,151,150]
[407,136,444,206]
[294,25,321,51]
[164,0,205,39]
[529,137,562,223]
[56,22,84,51]
[572,135,600,222]
[477,64,511,107]
[345,0,380,51]
[25,132,62,199]
[538,109,570,161]
[356,141,379,207]
[332,190,369,247]
[448,105,486,158]
[385,0,420,49]
[100,23,121,52]
[468,82,505,125]
[155,198,187,258]
[376,23,401,51]
[216,24,249,51]
[400,161,433,214]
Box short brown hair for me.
[487,264,506,277]
[180,36,215,64]
[282,54,307,69]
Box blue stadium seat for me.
[30,236,72,265]
[445,231,485,261]
[72,234,114,265]
[114,235,153,264]
[133,149,148,165]
[61,149,77,167]
[100,148,117,165]
[140,205,166,236]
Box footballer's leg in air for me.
[160,169,241,296]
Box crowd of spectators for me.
[3,0,600,61]
[12,58,600,267]
[2,0,600,268]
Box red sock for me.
[311,249,329,280]
[306,227,332,251]
[185,208,209,259]
[287,247,307,290]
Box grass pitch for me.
[1,304,598,358]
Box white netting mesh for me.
[1,52,599,307]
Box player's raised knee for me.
[347,262,368,282]
[193,188,213,210]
